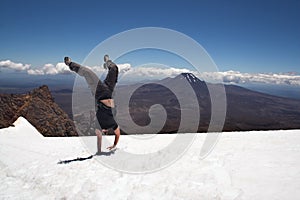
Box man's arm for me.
[107,126,120,150]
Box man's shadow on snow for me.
[95,150,116,156]
[57,149,116,164]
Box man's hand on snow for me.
[107,145,116,150]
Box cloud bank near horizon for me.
[28,63,71,75]
[0,60,31,71]
[200,71,300,86]
[1,60,300,86]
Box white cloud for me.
[89,63,131,73]
[126,66,191,78]
[0,59,132,76]
[117,63,131,73]
[118,64,192,82]
[0,60,31,71]
[199,71,300,86]
[1,59,300,86]
[81,63,192,83]
[28,62,71,75]
[27,69,44,75]
[117,66,300,86]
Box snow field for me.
[0,117,300,199]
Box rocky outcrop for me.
[0,85,78,136]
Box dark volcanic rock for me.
[0,85,78,136]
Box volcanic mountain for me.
[114,73,300,134]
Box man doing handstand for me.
[64,55,120,154]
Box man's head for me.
[104,54,110,63]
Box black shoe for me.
[64,57,80,72]
[64,57,71,66]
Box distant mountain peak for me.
[178,72,202,84]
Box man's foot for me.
[64,57,71,66]
[94,151,102,156]
[64,57,80,72]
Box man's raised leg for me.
[65,57,100,97]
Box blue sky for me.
[0,0,299,73]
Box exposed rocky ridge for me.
[0,85,78,136]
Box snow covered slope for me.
[0,117,300,199]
